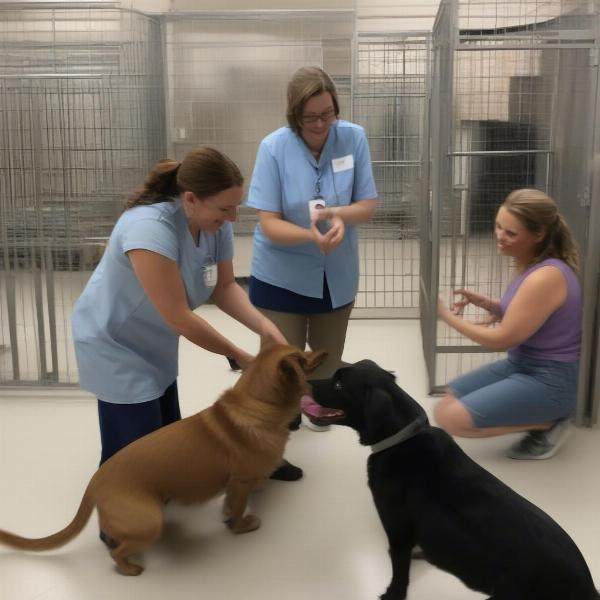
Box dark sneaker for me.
[288,413,301,431]
[269,459,303,481]
[506,419,573,460]
[301,395,344,432]
[99,530,117,549]
[226,357,242,371]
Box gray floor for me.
[0,311,599,599]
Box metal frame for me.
[576,17,600,425]
[353,32,431,315]
[0,4,165,385]
[424,0,600,426]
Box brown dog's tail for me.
[0,486,94,552]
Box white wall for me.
[132,0,442,32]
[356,0,440,32]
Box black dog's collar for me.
[370,414,428,455]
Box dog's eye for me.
[334,380,343,391]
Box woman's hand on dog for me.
[227,319,287,372]
[259,318,288,347]
[230,348,255,370]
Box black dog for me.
[311,360,599,600]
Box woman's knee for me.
[434,392,475,436]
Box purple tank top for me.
[499,258,581,362]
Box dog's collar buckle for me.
[370,415,428,454]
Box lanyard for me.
[314,165,322,199]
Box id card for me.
[309,198,326,222]
[203,262,217,288]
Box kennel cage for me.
[1,6,431,385]
[0,4,165,384]
[353,33,430,315]
[422,0,600,425]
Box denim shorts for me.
[449,356,579,428]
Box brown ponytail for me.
[501,188,580,274]
[126,146,243,210]
[126,159,180,209]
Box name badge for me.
[203,262,217,288]
[332,154,354,173]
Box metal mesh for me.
[162,12,354,235]
[0,6,165,384]
[354,35,429,312]
[162,16,429,314]
[425,0,599,391]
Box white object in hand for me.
[309,198,326,222]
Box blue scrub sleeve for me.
[120,217,179,261]
[216,222,234,263]
[352,130,378,202]
[247,141,283,212]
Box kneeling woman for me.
[436,188,581,460]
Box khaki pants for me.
[258,304,353,380]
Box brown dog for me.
[0,344,326,575]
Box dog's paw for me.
[228,513,261,534]
[380,585,407,600]
[116,561,145,576]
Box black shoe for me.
[269,459,303,481]
[288,413,301,431]
[227,357,242,371]
[99,530,117,549]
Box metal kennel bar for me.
[161,10,355,237]
[353,33,430,315]
[423,0,600,425]
[2,6,432,386]
[162,14,429,314]
[0,4,165,384]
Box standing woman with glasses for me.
[246,66,378,460]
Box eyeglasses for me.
[300,108,336,126]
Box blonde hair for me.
[286,66,340,135]
[126,146,243,209]
[501,188,580,274]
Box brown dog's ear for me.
[301,350,328,374]
[278,351,306,384]
[277,349,327,381]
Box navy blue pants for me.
[98,381,181,465]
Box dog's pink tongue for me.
[301,395,322,416]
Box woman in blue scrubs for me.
[247,66,378,433]
[72,146,293,478]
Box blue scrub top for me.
[247,120,377,309]
[72,198,233,404]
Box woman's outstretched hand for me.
[437,297,454,324]
[451,288,491,315]
[446,289,500,326]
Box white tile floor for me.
[0,311,599,600]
